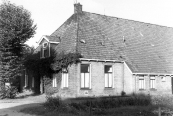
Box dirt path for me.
[0,94,46,116]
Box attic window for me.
[80,39,86,44]
[41,42,49,58]
[43,42,48,48]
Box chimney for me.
[74,3,82,14]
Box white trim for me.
[80,58,122,63]
[53,76,57,87]
[38,35,50,44]
[24,70,28,87]
[89,64,91,89]
[133,73,173,76]
[112,65,115,88]
[50,41,59,44]
[124,61,132,74]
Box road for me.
[0,94,46,116]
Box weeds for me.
[44,94,152,115]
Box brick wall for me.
[46,61,137,98]
[135,75,172,95]
[47,61,133,98]
[124,63,133,95]
[45,60,173,98]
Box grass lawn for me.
[20,104,158,116]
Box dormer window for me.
[41,42,49,58]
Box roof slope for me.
[51,14,78,53]
[50,11,173,74]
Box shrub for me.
[121,91,126,96]
[44,96,79,114]
[78,94,151,109]
[0,85,18,99]
[44,94,152,114]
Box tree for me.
[0,1,36,88]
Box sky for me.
[0,0,173,47]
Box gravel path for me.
[0,94,46,116]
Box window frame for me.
[61,69,69,88]
[24,69,28,87]
[104,65,113,88]
[41,42,49,58]
[80,63,91,89]
[139,76,145,90]
[52,76,57,87]
[150,76,156,90]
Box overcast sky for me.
[1,0,173,47]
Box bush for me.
[44,96,79,114]
[78,94,151,109]
[0,85,18,99]
[44,94,152,114]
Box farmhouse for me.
[24,3,173,97]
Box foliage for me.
[43,94,152,115]
[0,85,18,99]
[44,96,78,114]
[24,49,82,78]
[0,1,36,88]
[53,52,82,72]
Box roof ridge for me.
[83,11,173,29]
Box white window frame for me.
[150,76,156,89]
[61,69,68,88]
[139,76,145,90]
[104,65,113,88]
[24,70,28,87]
[41,42,49,58]
[80,64,91,89]
[52,76,57,87]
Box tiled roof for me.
[51,11,173,74]
[51,14,78,53]
[45,35,61,42]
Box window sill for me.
[80,88,91,90]
[104,87,114,90]
[62,87,68,90]
[150,88,157,91]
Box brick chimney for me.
[74,3,82,14]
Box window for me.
[24,70,28,87]
[52,76,57,87]
[81,64,90,89]
[150,76,156,89]
[139,76,145,90]
[32,77,34,88]
[62,69,68,88]
[105,65,113,88]
[41,42,49,58]
[161,76,166,82]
